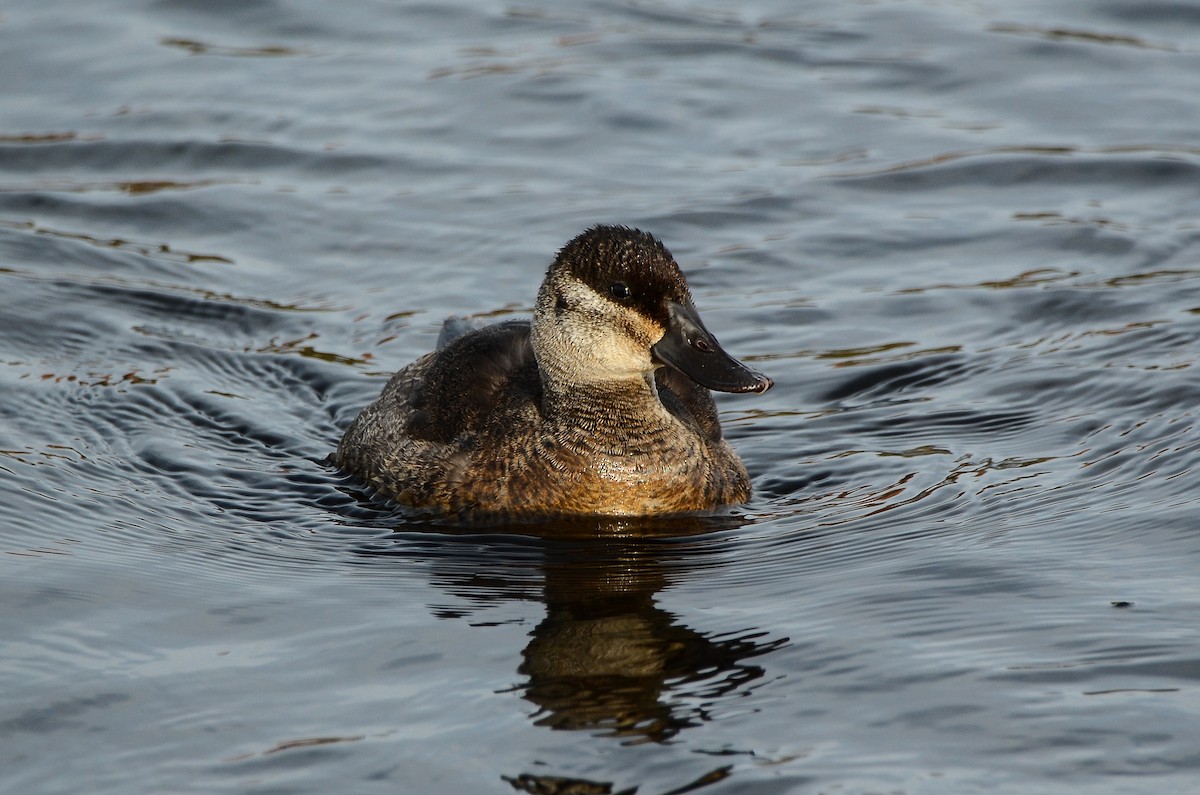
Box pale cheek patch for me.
[564,316,650,374]
[554,286,661,376]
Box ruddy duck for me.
[336,225,771,518]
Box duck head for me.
[531,225,772,394]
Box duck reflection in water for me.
[519,541,786,745]
[366,515,788,752]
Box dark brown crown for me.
[552,225,693,323]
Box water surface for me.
[2,1,1199,793]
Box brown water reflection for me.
[364,521,788,791]
[519,542,787,745]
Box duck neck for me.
[530,299,668,430]
[539,362,664,425]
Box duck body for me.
[335,226,771,518]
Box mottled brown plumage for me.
[335,225,771,518]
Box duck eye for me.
[609,282,630,300]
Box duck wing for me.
[435,315,489,350]
[407,319,540,444]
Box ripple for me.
[820,352,970,402]
[159,37,312,58]
[0,138,395,177]
[988,23,1180,52]
[830,147,1200,186]
[0,267,361,580]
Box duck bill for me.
[651,301,772,394]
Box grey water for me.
[2,1,1199,793]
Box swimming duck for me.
[336,225,771,518]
